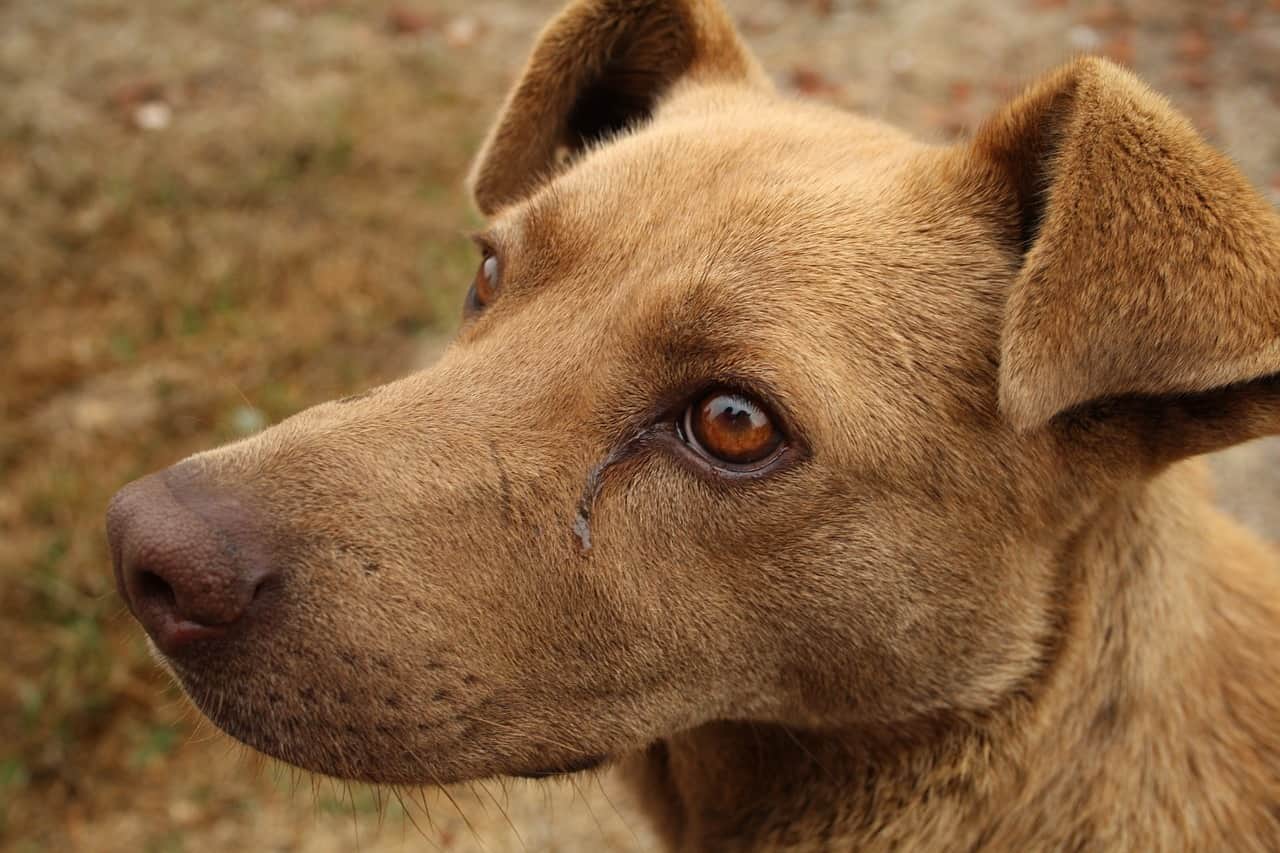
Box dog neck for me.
[621,461,1280,851]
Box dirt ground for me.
[2,0,1277,850]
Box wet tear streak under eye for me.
[573,427,657,553]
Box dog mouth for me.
[511,754,608,779]
[162,656,614,785]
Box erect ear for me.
[468,0,768,215]
[971,57,1280,457]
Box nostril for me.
[108,467,278,654]
[251,575,272,603]
[137,570,177,609]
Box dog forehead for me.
[543,89,925,240]
[507,90,997,342]
[499,97,935,318]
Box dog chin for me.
[161,667,604,785]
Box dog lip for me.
[511,754,607,779]
[147,614,228,656]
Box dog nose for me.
[106,467,275,655]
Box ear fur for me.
[468,0,768,215]
[971,58,1280,446]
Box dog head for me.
[106,0,1280,784]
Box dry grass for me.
[2,0,1277,850]
[1,0,492,846]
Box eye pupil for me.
[687,390,783,467]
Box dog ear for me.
[468,0,768,215]
[970,57,1280,458]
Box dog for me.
[106,0,1280,848]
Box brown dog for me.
[106,0,1280,849]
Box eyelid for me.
[658,378,806,451]
[467,230,501,258]
[587,378,806,479]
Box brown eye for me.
[471,253,499,308]
[682,389,784,467]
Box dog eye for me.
[681,389,784,467]
[468,252,500,310]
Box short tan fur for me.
[111,1,1280,849]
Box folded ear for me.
[468,0,768,215]
[970,57,1280,457]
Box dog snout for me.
[106,466,276,656]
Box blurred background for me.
[2,0,1277,850]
